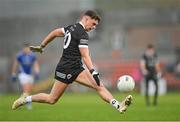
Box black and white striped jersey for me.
[58,23,89,68]
[141,53,158,74]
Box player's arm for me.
[80,47,100,86]
[155,61,161,73]
[80,47,94,70]
[140,59,148,75]
[11,58,18,81]
[12,58,18,75]
[33,60,40,73]
[30,28,65,53]
[33,60,40,80]
[155,60,162,78]
[40,28,65,48]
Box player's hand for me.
[142,69,148,76]
[156,72,162,80]
[90,69,100,86]
[29,45,44,53]
[11,74,17,82]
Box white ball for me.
[117,75,135,92]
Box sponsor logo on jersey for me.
[56,71,66,79]
[80,39,88,45]
[67,74,72,79]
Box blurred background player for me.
[140,44,162,106]
[11,43,40,109]
[12,10,132,113]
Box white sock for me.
[25,96,32,103]
[26,102,32,110]
[110,99,120,109]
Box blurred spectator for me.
[140,44,162,106]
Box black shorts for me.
[145,73,157,82]
[54,63,84,84]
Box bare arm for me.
[79,47,100,86]
[140,59,148,75]
[33,60,40,74]
[80,46,101,86]
[40,28,65,48]
[155,61,162,75]
[80,47,94,70]
[12,58,18,75]
[30,28,65,53]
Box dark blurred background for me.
[0,0,180,93]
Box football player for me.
[11,43,40,109]
[12,10,132,113]
[140,44,161,106]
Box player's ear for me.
[80,14,84,20]
[84,16,89,22]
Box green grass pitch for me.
[0,92,180,121]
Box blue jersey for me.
[16,51,37,75]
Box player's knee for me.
[48,96,58,104]
[48,99,57,104]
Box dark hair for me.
[24,43,30,47]
[147,44,154,49]
[83,10,101,23]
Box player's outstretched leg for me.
[109,94,133,114]
[12,95,27,110]
[76,70,133,114]
[21,93,32,110]
[12,80,68,110]
[12,92,30,110]
[118,95,133,113]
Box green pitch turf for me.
[0,92,180,121]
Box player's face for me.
[23,47,31,54]
[85,17,98,32]
[146,48,155,56]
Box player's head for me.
[23,43,31,54]
[146,44,155,56]
[80,10,101,32]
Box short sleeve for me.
[154,53,159,63]
[142,54,146,60]
[140,54,146,63]
[60,25,68,34]
[79,33,89,48]
[61,28,65,34]
[16,52,22,62]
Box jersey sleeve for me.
[154,53,160,64]
[140,54,146,63]
[79,33,89,48]
[16,52,22,62]
[61,25,70,34]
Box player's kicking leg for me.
[12,80,68,110]
[21,83,33,110]
[75,70,133,114]
[12,92,32,110]
[118,95,132,113]
[21,92,32,110]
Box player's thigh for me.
[75,70,99,89]
[50,80,68,99]
[152,78,158,86]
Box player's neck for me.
[79,21,85,29]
